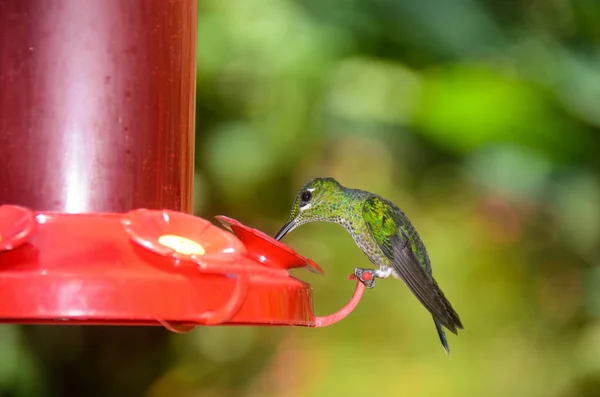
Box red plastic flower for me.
[122,209,247,269]
[215,215,324,276]
[0,205,37,252]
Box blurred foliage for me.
[4,0,600,396]
[190,0,600,395]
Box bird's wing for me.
[362,196,462,333]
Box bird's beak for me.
[274,220,296,241]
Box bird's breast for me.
[347,222,390,268]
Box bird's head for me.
[274,177,343,241]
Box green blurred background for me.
[4,0,600,396]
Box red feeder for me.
[0,206,364,329]
[0,0,365,330]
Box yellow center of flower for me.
[158,234,205,256]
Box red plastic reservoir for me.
[0,0,364,330]
[0,207,364,329]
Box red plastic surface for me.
[0,207,364,328]
[0,0,196,213]
[0,0,365,329]
[0,205,37,251]
[215,216,324,276]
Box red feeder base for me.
[0,206,364,330]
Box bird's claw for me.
[353,267,376,289]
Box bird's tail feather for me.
[434,318,450,355]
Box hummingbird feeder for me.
[0,0,365,331]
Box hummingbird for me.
[274,177,463,353]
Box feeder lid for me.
[0,205,365,330]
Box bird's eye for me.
[300,191,312,204]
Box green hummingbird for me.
[274,177,463,353]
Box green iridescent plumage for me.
[275,177,463,354]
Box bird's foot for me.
[353,267,377,289]
[350,266,394,289]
